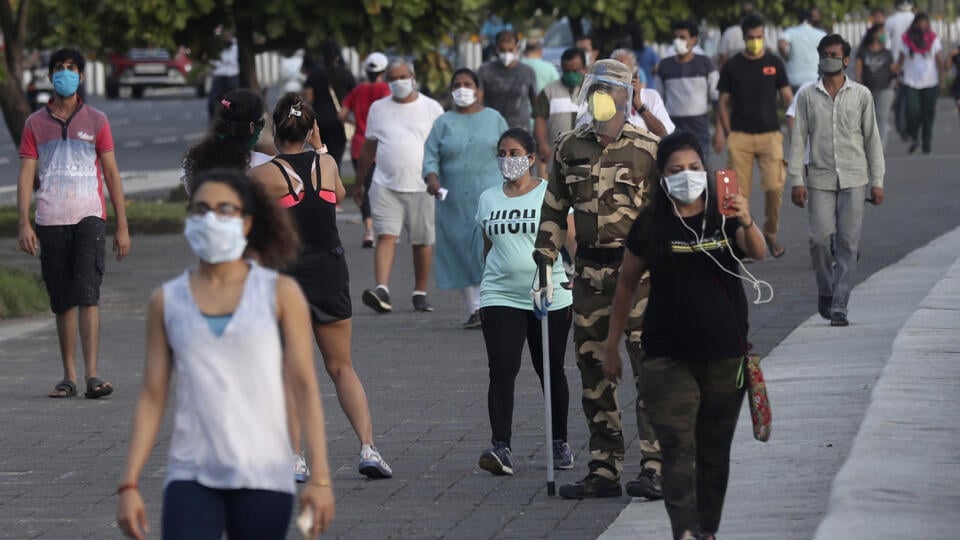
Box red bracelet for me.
[116,483,138,495]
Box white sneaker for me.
[358,445,392,479]
[294,452,310,483]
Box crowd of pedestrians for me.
[20,0,951,534]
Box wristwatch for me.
[637,104,648,115]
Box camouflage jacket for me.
[534,123,659,264]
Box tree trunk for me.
[0,77,30,147]
[0,0,31,146]
[235,15,259,92]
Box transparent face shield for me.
[575,74,634,139]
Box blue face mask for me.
[52,70,81,97]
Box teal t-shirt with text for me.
[476,181,572,311]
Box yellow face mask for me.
[745,38,764,55]
[589,91,617,122]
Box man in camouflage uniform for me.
[532,59,663,499]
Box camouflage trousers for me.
[641,354,745,539]
[572,257,660,482]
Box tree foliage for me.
[488,0,869,53]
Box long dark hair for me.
[189,169,300,270]
[860,23,885,51]
[907,12,932,57]
[182,89,264,179]
[632,131,718,272]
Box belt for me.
[576,246,624,264]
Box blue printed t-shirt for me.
[476,181,572,311]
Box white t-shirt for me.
[212,40,239,77]
[785,80,815,164]
[886,10,916,62]
[901,37,942,89]
[718,25,745,59]
[366,94,444,192]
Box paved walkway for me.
[1,101,959,538]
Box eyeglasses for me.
[187,202,244,217]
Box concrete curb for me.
[814,255,960,539]
[600,225,960,539]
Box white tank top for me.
[162,262,294,494]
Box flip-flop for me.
[84,377,114,399]
[765,237,786,258]
[48,380,77,398]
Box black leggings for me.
[480,305,572,447]
[162,480,293,540]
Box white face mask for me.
[389,78,415,99]
[451,87,477,108]
[498,155,531,181]
[498,51,518,66]
[673,37,691,56]
[184,212,248,264]
[663,170,708,205]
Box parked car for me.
[106,47,207,98]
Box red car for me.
[106,47,207,98]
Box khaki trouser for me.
[572,257,661,482]
[726,131,786,241]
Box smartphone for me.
[715,169,739,217]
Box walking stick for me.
[540,264,555,496]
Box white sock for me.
[460,286,480,314]
[376,284,389,294]
[412,290,426,297]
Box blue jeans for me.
[162,481,293,540]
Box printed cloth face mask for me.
[498,155,531,181]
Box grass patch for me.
[0,200,188,237]
[0,266,49,319]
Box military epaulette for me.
[622,123,661,144]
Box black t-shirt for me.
[717,52,789,133]
[860,48,895,92]
[305,65,356,133]
[626,212,749,360]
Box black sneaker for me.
[412,294,434,312]
[830,312,849,327]
[625,467,663,500]
[818,295,833,320]
[478,442,514,476]
[552,440,574,470]
[461,311,481,329]
[558,473,622,499]
[362,287,392,313]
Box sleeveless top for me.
[162,262,294,494]
[272,152,341,252]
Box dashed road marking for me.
[0,157,10,165]
[122,141,144,148]
[151,136,179,144]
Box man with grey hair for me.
[522,38,559,92]
[605,49,673,136]
[355,58,444,313]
